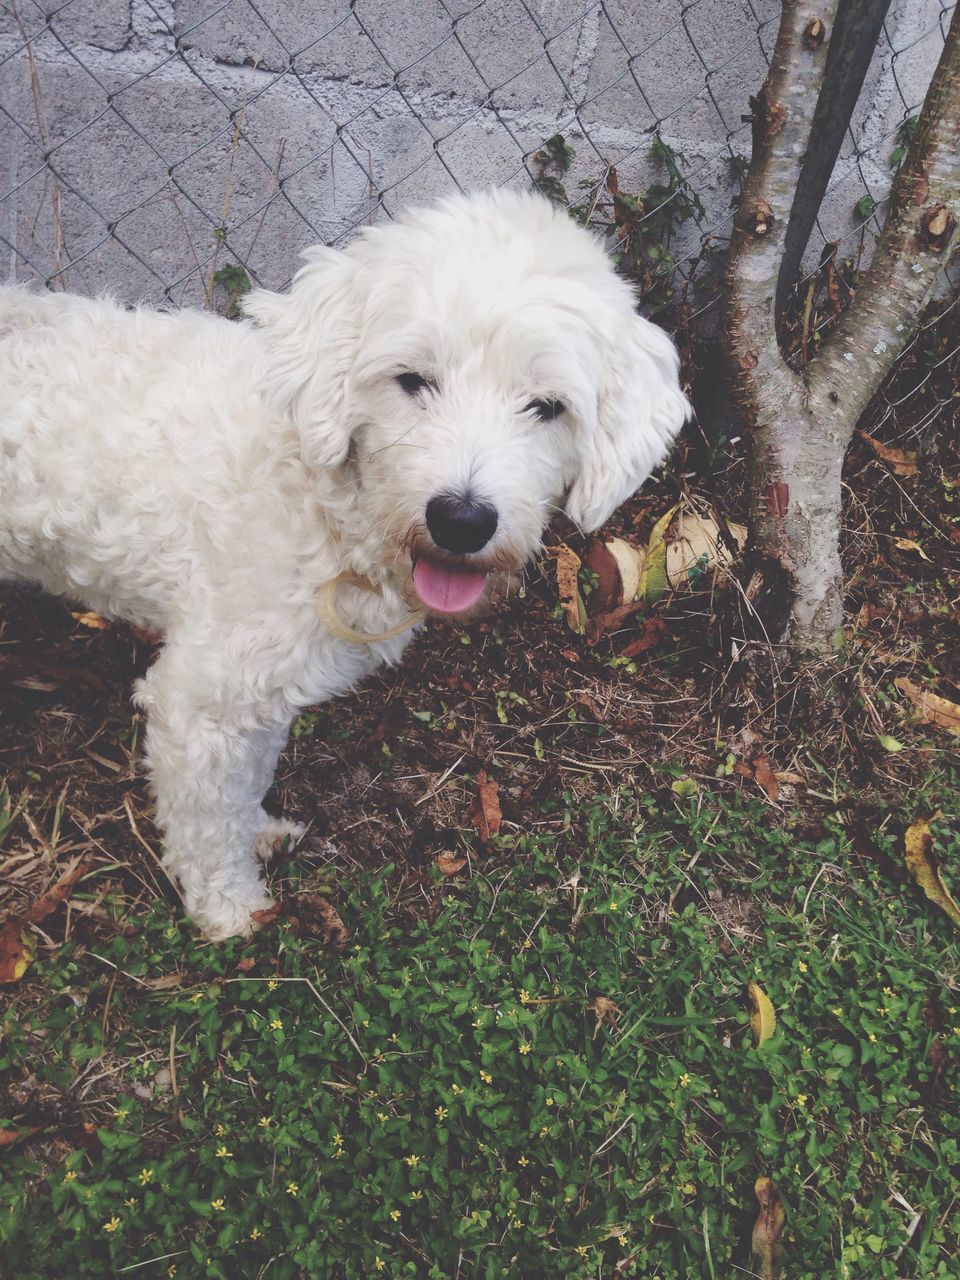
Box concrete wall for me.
[0,0,946,308]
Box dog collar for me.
[316,571,425,644]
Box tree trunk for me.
[725,0,960,657]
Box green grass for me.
[2,784,958,1279]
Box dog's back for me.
[0,286,283,630]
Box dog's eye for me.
[396,371,433,396]
[526,398,565,422]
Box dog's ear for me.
[565,312,689,533]
[243,247,361,469]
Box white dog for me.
[0,190,688,939]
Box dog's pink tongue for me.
[413,559,487,614]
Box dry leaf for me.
[751,1176,785,1280]
[0,922,36,984]
[551,543,584,633]
[893,537,931,561]
[747,980,776,1047]
[856,429,918,476]
[620,617,667,658]
[141,972,185,991]
[470,771,501,842]
[904,815,960,928]
[586,995,621,1036]
[296,895,350,948]
[436,853,467,876]
[895,677,960,737]
[71,610,110,630]
[752,756,779,804]
[0,1125,44,1149]
[25,854,95,925]
[665,511,746,590]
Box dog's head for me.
[244,190,689,615]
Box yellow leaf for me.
[551,543,584,633]
[670,777,699,797]
[895,677,960,737]
[71,610,110,630]
[747,980,776,1048]
[893,537,931,561]
[904,815,960,928]
[639,505,677,602]
[751,1177,785,1280]
[0,922,36,984]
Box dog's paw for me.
[189,888,278,942]
[254,817,307,864]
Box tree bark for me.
[724,0,960,655]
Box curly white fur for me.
[0,190,689,939]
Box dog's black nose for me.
[426,494,498,554]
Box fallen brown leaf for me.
[895,677,960,737]
[25,854,96,925]
[436,853,467,876]
[0,922,36,984]
[752,756,779,804]
[295,895,350,948]
[904,815,960,928]
[470,771,501,842]
[141,972,185,990]
[856,429,918,476]
[586,995,621,1036]
[0,1125,45,1149]
[620,617,667,658]
[751,1176,785,1280]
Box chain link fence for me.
[0,0,956,440]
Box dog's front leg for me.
[138,648,295,941]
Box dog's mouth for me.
[411,556,488,614]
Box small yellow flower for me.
[869,1033,877,1043]
[269,1019,283,1031]
[332,1133,344,1147]
[796,1094,808,1108]
[266,980,278,991]
[451,1083,463,1096]
[519,989,531,1004]
[522,939,533,950]
[167,1267,177,1278]
[377,1112,388,1123]
[518,1043,531,1056]
[215,1124,227,1137]
[801,1045,811,1055]
[798,961,808,973]
[949,1006,957,1015]
[404,1154,421,1168]
[211,1198,226,1211]
[362,1019,370,1028]
[472,1019,482,1029]
[410,1191,423,1201]
[389,1208,401,1221]
[215,1145,232,1158]
[618,1234,628,1247]
[434,1106,448,1121]
[124,1197,136,1207]
[679,1073,691,1087]
[512,1216,523,1228]
[63,1170,78,1183]
[545,1097,554,1106]
[138,1168,153,1185]
[883,986,894,998]
[374,1259,386,1272]
[575,1245,589,1257]
[286,1183,298,1197]
[608,900,618,911]
[480,1071,492,1084]
[878,1006,889,1017]
[250,1227,262,1241]
[116,1108,129,1120]
[518,1156,530,1167]
[539,1126,549,1137]
[258,1116,271,1128]
[190,991,204,1003]
[832,1007,843,1017]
